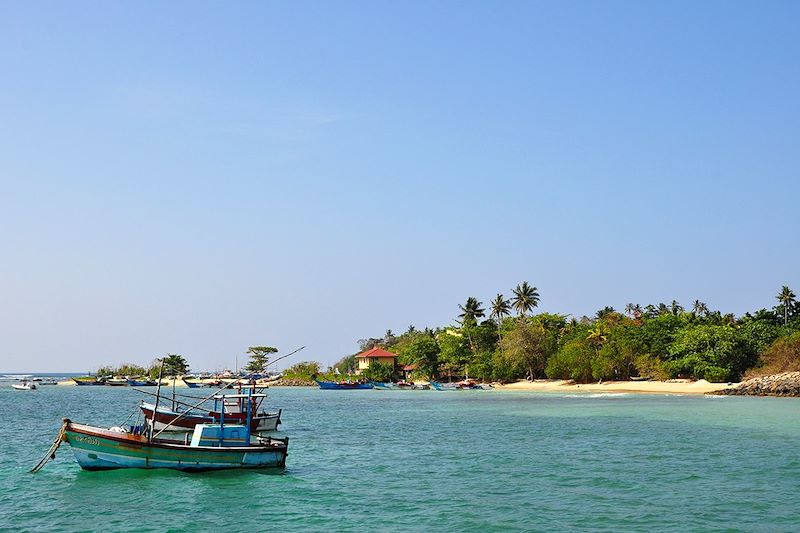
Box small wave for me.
[579,393,632,398]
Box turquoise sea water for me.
[1,385,799,532]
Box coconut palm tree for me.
[457,297,485,326]
[458,297,484,352]
[511,282,540,318]
[490,293,511,343]
[776,285,796,325]
[586,324,608,351]
[692,300,709,317]
[670,300,684,315]
[624,303,636,317]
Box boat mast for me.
[149,361,165,442]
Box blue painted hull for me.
[64,422,288,471]
[315,380,373,390]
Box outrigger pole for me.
[266,346,306,369]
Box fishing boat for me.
[182,378,203,388]
[315,379,373,390]
[12,381,37,390]
[57,419,288,471]
[31,383,288,473]
[430,380,486,390]
[139,399,281,433]
[127,378,157,387]
[72,377,104,386]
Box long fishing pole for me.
[266,346,305,369]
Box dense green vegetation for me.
[334,283,800,383]
[97,353,190,379]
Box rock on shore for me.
[710,372,800,397]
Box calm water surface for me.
[1,386,799,532]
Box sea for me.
[1,382,799,532]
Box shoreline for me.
[496,379,737,395]
[51,378,737,395]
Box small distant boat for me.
[372,381,430,390]
[127,379,157,387]
[72,377,104,386]
[315,379,373,390]
[430,380,487,391]
[12,381,37,390]
[182,378,203,388]
[105,378,129,387]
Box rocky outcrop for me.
[710,372,800,397]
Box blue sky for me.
[1,1,798,372]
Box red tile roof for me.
[356,347,399,359]
[402,364,418,371]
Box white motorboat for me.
[12,381,37,390]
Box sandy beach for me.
[497,379,737,395]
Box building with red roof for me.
[355,347,399,374]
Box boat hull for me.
[72,378,104,386]
[64,422,287,471]
[315,380,373,390]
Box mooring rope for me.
[30,419,68,473]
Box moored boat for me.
[61,419,288,471]
[182,378,203,388]
[12,381,37,390]
[72,377,104,386]
[127,378,157,387]
[315,379,373,390]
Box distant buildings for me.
[355,347,398,374]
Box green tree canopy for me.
[361,360,395,382]
[244,346,278,374]
[159,354,189,377]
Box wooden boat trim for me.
[65,420,288,452]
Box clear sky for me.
[1,1,798,372]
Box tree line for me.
[332,283,800,383]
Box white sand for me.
[497,378,737,395]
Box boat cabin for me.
[190,424,250,447]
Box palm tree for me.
[457,297,485,326]
[776,285,796,325]
[458,297,484,353]
[624,303,636,317]
[692,300,709,317]
[490,294,511,343]
[595,306,616,319]
[586,324,608,351]
[511,282,540,318]
[670,300,684,315]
